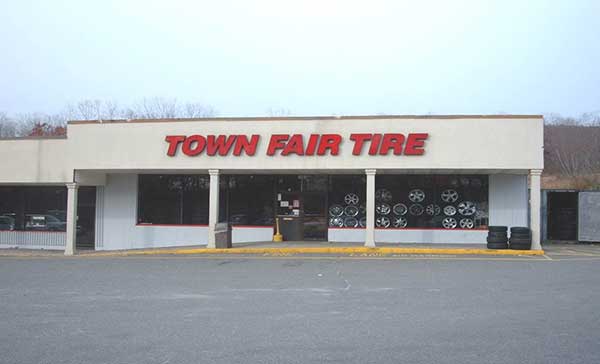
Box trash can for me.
[214,222,232,248]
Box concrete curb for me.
[87,247,545,257]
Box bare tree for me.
[265,107,292,117]
[66,99,122,121]
[14,112,67,137]
[0,112,18,138]
[102,100,121,120]
[545,124,600,180]
[183,102,216,118]
[545,111,600,126]
[125,97,179,119]
[0,97,217,138]
[123,97,217,119]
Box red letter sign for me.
[267,135,290,156]
[317,134,342,155]
[165,135,186,156]
[349,134,372,155]
[182,135,206,156]
[233,135,260,156]
[404,133,428,155]
[379,134,405,155]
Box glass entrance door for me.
[274,175,329,241]
[302,192,328,240]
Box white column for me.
[529,169,543,250]
[207,169,220,249]
[64,183,79,256]
[365,169,376,247]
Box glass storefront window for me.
[0,186,67,231]
[137,175,209,225]
[226,175,275,226]
[327,175,367,228]
[374,175,488,229]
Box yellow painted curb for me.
[89,247,545,257]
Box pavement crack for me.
[335,261,351,291]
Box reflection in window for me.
[0,186,67,231]
[137,175,209,225]
[225,175,275,226]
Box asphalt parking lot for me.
[1,246,599,364]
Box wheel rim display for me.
[443,205,457,216]
[375,189,392,202]
[376,216,391,228]
[409,204,424,216]
[457,201,476,216]
[459,218,474,229]
[408,189,425,203]
[329,217,344,227]
[344,205,359,217]
[376,203,391,215]
[392,203,408,216]
[425,204,441,216]
[442,217,457,229]
[329,204,344,216]
[359,217,367,228]
[344,217,358,228]
[392,216,407,228]
[344,193,360,205]
[441,189,459,203]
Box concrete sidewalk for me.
[0,241,548,257]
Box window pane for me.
[227,175,275,225]
[300,175,329,192]
[138,175,209,225]
[327,175,366,228]
[276,175,300,192]
[0,186,67,231]
[375,175,488,229]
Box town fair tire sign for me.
[165,133,428,157]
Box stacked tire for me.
[487,226,508,249]
[509,227,532,250]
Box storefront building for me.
[0,115,544,254]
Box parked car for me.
[25,214,66,231]
[0,216,15,231]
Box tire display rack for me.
[328,175,489,229]
[328,192,367,228]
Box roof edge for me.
[0,135,67,141]
[68,114,544,125]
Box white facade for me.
[0,115,544,252]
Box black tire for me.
[509,237,532,244]
[510,243,531,250]
[487,237,508,244]
[488,232,508,239]
[488,226,508,233]
[488,242,509,250]
[510,227,530,234]
[510,233,531,239]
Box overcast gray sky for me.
[1,0,599,117]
